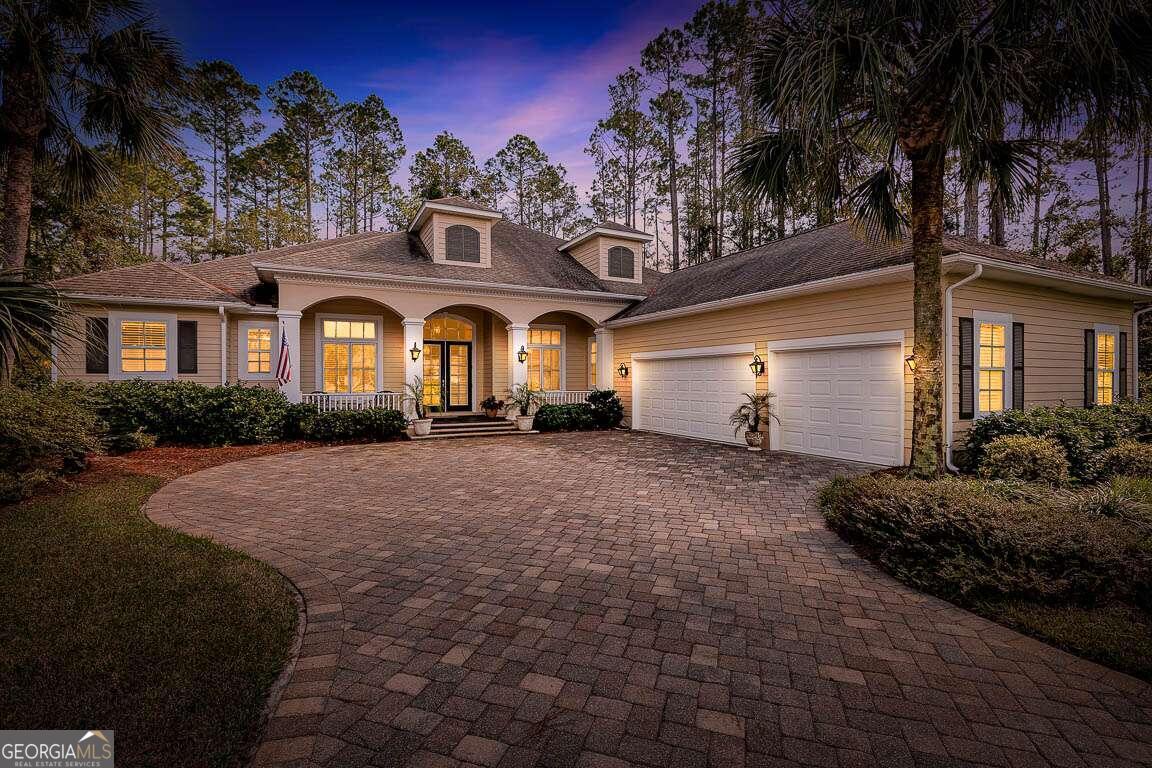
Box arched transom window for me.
[445,224,481,263]
[607,246,635,279]
[424,314,474,341]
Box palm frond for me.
[0,272,80,378]
[728,130,806,208]
[964,138,1036,214]
[848,165,905,241]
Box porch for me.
[282,297,606,415]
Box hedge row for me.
[533,389,625,432]
[821,473,1152,611]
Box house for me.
[51,195,1152,466]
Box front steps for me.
[410,415,537,440]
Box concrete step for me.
[430,419,515,432]
[411,428,538,440]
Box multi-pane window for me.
[978,321,1006,413]
[607,246,635,279]
[246,327,272,374]
[121,320,168,373]
[424,314,474,341]
[589,339,597,385]
[527,327,562,391]
[321,319,377,393]
[1097,332,1116,405]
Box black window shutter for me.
[177,321,198,374]
[958,317,974,419]
[1119,331,1129,400]
[1084,329,1096,407]
[85,317,109,374]
[1012,322,1024,410]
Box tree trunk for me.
[668,118,681,271]
[0,136,36,271]
[1093,129,1113,275]
[908,147,947,478]
[304,135,314,239]
[963,181,979,239]
[988,189,1005,247]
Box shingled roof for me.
[54,221,653,306]
[610,220,1137,320]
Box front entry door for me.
[423,341,471,411]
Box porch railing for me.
[540,390,594,406]
[303,392,405,412]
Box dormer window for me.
[445,225,481,263]
[608,246,635,279]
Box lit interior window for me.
[1097,333,1115,405]
[322,319,377,393]
[978,322,1006,413]
[528,327,562,390]
[121,320,167,373]
[246,327,272,374]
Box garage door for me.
[775,344,903,465]
[634,350,754,445]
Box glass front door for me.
[422,341,471,411]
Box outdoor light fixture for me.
[517,345,529,364]
[617,362,630,378]
[749,354,765,377]
[905,354,916,372]
[409,343,422,361]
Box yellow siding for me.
[612,283,917,459]
[567,235,644,284]
[55,304,222,385]
[951,278,1135,432]
[569,239,600,275]
[427,212,493,267]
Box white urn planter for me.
[744,430,764,451]
[515,415,535,432]
[411,418,433,437]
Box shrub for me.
[821,474,1152,611]
[283,402,320,440]
[0,385,101,502]
[960,405,1136,482]
[534,404,595,432]
[1099,441,1152,478]
[978,436,1070,485]
[298,407,406,443]
[586,389,624,429]
[91,381,292,446]
[104,428,158,455]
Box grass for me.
[0,473,297,768]
[981,600,1152,682]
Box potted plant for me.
[480,395,505,419]
[403,377,434,436]
[729,392,779,451]
[506,383,544,431]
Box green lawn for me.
[0,474,297,768]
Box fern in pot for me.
[729,392,779,451]
[506,383,544,431]
[403,377,433,436]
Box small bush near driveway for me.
[821,474,1152,610]
[1099,441,1152,478]
[978,435,1070,485]
[534,389,625,432]
[0,474,297,767]
[0,385,100,502]
[297,406,408,443]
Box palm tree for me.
[0,271,78,384]
[732,0,1152,477]
[0,0,184,273]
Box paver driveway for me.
[146,432,1152,768]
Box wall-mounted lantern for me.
[749,354,765,377]
[409,343,422,361]
[905,354,916,372]
[517,345,529,364]
[617,362,630,378]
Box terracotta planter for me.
[515,415,535,432]
[744,430,764,451]
[484,408,500,418]
[411,418,433,437]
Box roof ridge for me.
[164,262,243,302]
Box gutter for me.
[219,305,228,385]
[250,262,644,303]
[61,292,259,311]
[944,265,983,472]
[945,253,1152,299]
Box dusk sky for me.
[153,0,701,194]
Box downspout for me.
[219,305,228,385]
[944,264,983,472]
[1133,305,1152,400]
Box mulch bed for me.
[87,441,315,480]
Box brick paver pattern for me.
[146,432,1152,768]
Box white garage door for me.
[634,350,755,445]
[775,344,903,465]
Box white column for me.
[594,327,614,391]
[402,318,425,418]
[508,322,530,390]
[276,309,302,403]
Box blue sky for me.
[153,0,701,192]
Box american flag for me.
[276,325,292,384]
